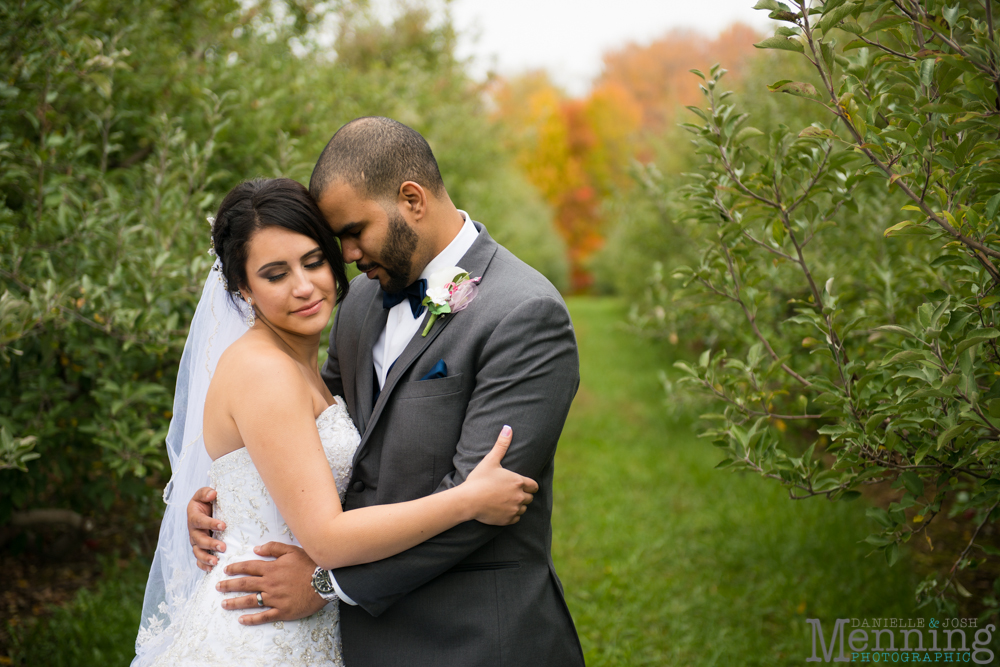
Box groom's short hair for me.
[309,117,445,203]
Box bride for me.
[132,178,536,666]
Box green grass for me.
[554,298,922,666]
[6,557,148,666]
[8,298,925,666]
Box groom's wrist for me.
[328,570,358,606]
[310,566,339,603]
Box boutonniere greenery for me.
[421,266,482,336]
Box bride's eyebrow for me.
[256,260,289,273]
[256,247,322,273]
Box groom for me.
[187,117,585,666]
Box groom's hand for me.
[187,487,227,571]
[218,542,327,625]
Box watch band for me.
[311,566,339,603]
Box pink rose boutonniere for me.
[420,266,482,336]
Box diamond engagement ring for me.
[256,592,265,607]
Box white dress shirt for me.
[331,210,479,606]
[373,211,479,388]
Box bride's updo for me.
[210,178,349,305]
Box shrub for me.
[652,0,1000,611]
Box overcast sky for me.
[447,1,774,95]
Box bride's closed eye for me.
[264,259,327,283]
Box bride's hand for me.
[463,426,539,525]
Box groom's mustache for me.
[356,261,378,273]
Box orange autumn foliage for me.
[492,23,762,292]
[491,74,641,291]
[600,23,762,133]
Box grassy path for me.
[553,298,921,666]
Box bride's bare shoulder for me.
[213,334,307,398]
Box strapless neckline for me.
[210,397,348,467]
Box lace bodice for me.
[140,398,360,667]
[209,399,359,546]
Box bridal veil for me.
[132,259,250,666]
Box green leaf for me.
[865,413,884,436]
[883,349,927,365]
[767,80,819,97]
[920,103,965,114]
[942,4,963,28]
[919,59,936,87]
[885,541,899,566]
[956,328,1000,354]
[937,423,968,450]
[873,325,917,338]
[901,471,924,497]
[819,1,857,33]
[863,15,909,34]
[884,220,916,237]
[986,192,1000,220]
[866,507,895,528]
[755,36,805,53]
[799,126,836,139]
[733,127,764,144]
[980,295,1000,309]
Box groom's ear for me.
[397,181,427,222]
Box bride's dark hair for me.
[210,178,349,305]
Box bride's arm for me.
[233,354,535,571]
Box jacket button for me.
[352,480,365,493]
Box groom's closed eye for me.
[335,222,362,238]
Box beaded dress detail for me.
[146,398,359,667]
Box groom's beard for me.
[359,208,418,294]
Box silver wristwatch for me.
[311,566,339,602]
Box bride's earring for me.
[243,295,255,328]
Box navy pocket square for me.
[419,359,448,381]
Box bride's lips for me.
[292,299,323,317]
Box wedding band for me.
[256,592,265,607]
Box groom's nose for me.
[341,239,363,264]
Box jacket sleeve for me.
[330,295,579,616]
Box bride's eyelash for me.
[264,259,324,283]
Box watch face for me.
[313,570,336,595]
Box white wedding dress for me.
[142,398,360,667]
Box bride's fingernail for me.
[501,425,512,437]
[216,522,225,530]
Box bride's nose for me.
[290,271,314,298]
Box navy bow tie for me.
[382,278,428,318]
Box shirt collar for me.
[419,210,479,281]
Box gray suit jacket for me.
[320,223,585,667]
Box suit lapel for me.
[353,223,499,461]
[354,288,388,436]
